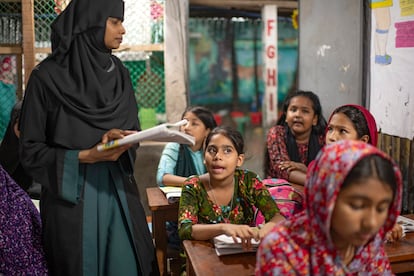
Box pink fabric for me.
[254,179,304,225]
[256,140,402,275]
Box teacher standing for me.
[19,0,159,275]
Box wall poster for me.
[369,0,414,139]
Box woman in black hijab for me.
[19,0,159,275]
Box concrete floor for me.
[134,123,266,216]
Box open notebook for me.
[159,186,182,204]
[213,234,259,256]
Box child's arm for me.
[191,223,256,241]
[161,174,188,187]
[278,161,307,185]
[286,170,306,185]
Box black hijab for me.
[175,145,197,177]
[31,0,138,148]
[285,126,321,166]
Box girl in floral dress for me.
[178,126,284,244]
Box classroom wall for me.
[298,0,363,118]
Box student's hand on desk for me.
[386,223,404,242]
[222,224,257,250]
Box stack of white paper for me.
[397,215,414,234]
[213,234,259,256]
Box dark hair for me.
[277,90,327,135]
[342,154,397,197]
[182,106,217,130]
[204,126,244,155]
[331,105,370,140]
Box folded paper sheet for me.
[97,119,195,151]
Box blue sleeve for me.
[156,143,180,186]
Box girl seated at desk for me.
[325,104,403,242]
[178,126,284,246]
[156,106,217,187]
[256,140,402,275]
[264,90,327,185]
[157,106,217,250]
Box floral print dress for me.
[178,169,279,240]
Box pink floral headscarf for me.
[256,140,402,275]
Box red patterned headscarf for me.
[256,140,402,275]
[347,104,378,146]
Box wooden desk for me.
[183,215,414,275]
[148,184,414,275]
[386,214,414,273]
[183,240,256,276]
[146,183,302,275]
[146,187,179,275]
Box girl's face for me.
[285,96,318,137]
[326,113,370,145]
[104,17,125,50]
[181,112,211,144]
[204,134,244,182]
[326,113,361,144]
[330,177,393,250]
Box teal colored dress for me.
[18,0,159,272]
[178,169,279,240]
